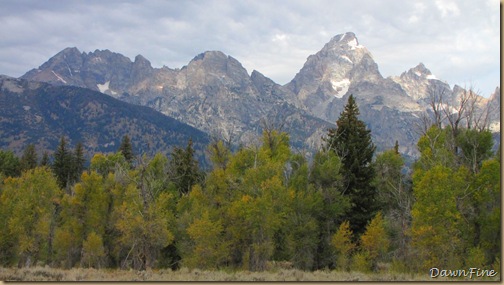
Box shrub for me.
[351,251,372,273]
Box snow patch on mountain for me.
[331,78,350,98]
[347,38,364,50]
[97,81,110,93]
[340,55,353,64]
[51,71,67,84]
[394,101,424,112]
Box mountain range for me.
[3,32,500,161]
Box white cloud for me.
[275,33,287,40]
[408,3,426,23]
[435,0,460,17]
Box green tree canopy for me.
[0,167,61,267]
[0,149,20,178]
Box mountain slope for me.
[0,76,209,161]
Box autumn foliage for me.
[0,98,500,276]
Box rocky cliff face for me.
[20,32,500,158]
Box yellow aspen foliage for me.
[114,187,175,270]
[226,176,286,271]
[0,167,61,266]
[90,152,128,176]
[410,165,464,271]
[351,251,372,273]
[260,129,290,163]
[204,168,233,208]
[208,140,231,170]
[81,231,106,268]
[360,212,389,260]
[54,223,80,268]
[73,171,109,236]
[186,211,229,269]
[465,246,486,269]
[53,170,111,267]
[331,220,355,271]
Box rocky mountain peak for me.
[189,51,244,69]
[191,50,227,61]
[131,54,154,84]
[403,63,436,80]
[490,87,500,100]
[134,54,151,66]
[287,32,382,110]
[487,87,501,112]
[84,49,133,67]
[326,32,363,50]
[21,47,84,86]
[391,62,451,101]
[186,50,249,84]
[55,47,82,60]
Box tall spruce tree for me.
[40,151,51,167]
[72,142,86,183]
[325,94,377,236]
[118,135,134,166]
[53,136,72,190]
[168,138,201,196]
[20,144,38,172]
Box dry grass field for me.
[0,266,499,282]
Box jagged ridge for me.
[19,32,500,158]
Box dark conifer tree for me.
[168,138,201,196]
[20,144,38,172]
[119,135,134,166]
[0,150,21,178]
[52,136,72,190]
[40,151,51,167]
[71,142,86,183]
[325,94,378,236]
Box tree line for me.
[0,95,499,273]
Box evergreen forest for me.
[0,95,500,275]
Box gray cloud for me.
[0,0,499,96]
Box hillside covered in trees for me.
[0,96,500,279]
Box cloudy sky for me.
[0,0,500,96]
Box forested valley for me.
[0,95,500,277]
